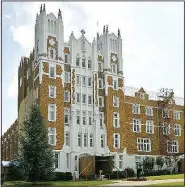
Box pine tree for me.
[18,104,55,183]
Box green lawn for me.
[146,174,184,180]
[145,182,184,186]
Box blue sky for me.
[2,2,184,134]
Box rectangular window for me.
[66,153,69,169]
[64,91,70,102]
[49,65,56,78]
[88,95,92,105]
[113,96,119,107]
[84,133,88,147]
[88,59,91,69]
[100,113,104,127]
[77,110,80,125]
[146,120,154,134]
[65,131,70,146]
[174,124,181,136]
[48,104,56,121]
[76,75,80,85]
[119,155,123,169]
[64,108,70,125]
[82,58,86,68]
[99,79,103,89]
[113,112,119,128]
[99,96,104,107]
[137,138,151,152]
[48,128,56,145]
[65,72,70,83]
[133,119,141,133]
[132,104,140,114]
[49,85,56,98]
[113,80,117,90]
[163,123,170,135]
[82,94,86,104]
[20,77,22,87]
[101,134,104,148]
[174,111,180,120]
[140,93,145,99]
[90,134,93,147]
[82,76,86,86]
[54,153,60,168]
[88,77,92,87]
[78,133,81,147]
[82,111,86,125]
[167,140,179,153]
[76,93,80,103]
[114,133,120,149]
[88,111,92,125]
[162,108,170,118]
[76,57,80,67]
[65,54,68,64]
[146,106,153,116]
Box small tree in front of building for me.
[18,104,55,183]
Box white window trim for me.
[48,104,56,122]
[76,110,80,125]
[64,108,70,125]
[64,90,70,102]
[113,133,120,149]
[78,132,82,147]
[65,131,70,146]
[76,74,80,86]
[174,111,180,120]
[82,94,86,104]
[140,93,145,99]
[113,80,118,90]
[146,120,154,134]
[113,96,119,107]
[88,77,92,87]
[49,64,56,79]
[132,104,140,114]
[48,127,56,146]
[84,133,88,147]
[65,72,71,83]
[113,112,120,128]
[99,96,104,107]
[82,76,86,86]
[76,92,81,103]
[137,138,151,152]
[89,133,93,147]
[167,140,179,153]
[133,119,141,133]
[88,95,93,105]
[100,134,105,148]
[49,85,56,98]
[174,124,181,136]
[146,106,153,116]
[98,78,103,89]
[54,152,60,169]
[88,59,92,69]
[163,123,170,135]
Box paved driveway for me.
[100,179,184,186]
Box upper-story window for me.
[84,133,88,147]
[113,96,119,107]
[89,134,93,147]
[133,119,141,133]
[76,92,80,103]
[101,134,105,148]
[50,49,54,59]
[48,127,56,146]
[51,21,53,33]
[140,93,145,99]
[76,56,80,67]
[82,111,86,125]
[132,104,140,114]
[174,111,180,120]
[48,104,56,122]
[113,80,118,90]
[99,78,103,89]
[88,58,91,69]
[49,85,56,98]
[82,94,86,104]
[65,72,70,83]
[49,65,56,78]
[100,113,104,127]
[82,56,86,68]
[146,120,154,134]
[88,77,92,87]
[111,64,117,74]
[98,62,103,72]
[76,74,80,85]
[64,108,70,125]
[76,110,80,125]
[162,108,170,118]
[48,20,50,33]
[82,76,86,86]
[114,133,120,149]
[113,112,119,128]
[65,131,70,146]
[64,91,70,102]
[54,21,56,34]
[99,96,104,107]
[65,54,68,64]
[88,111,92,125]
[137,138,151,152]
[88,95,92,105]
[146,106,153,116]
[78,132,81,147]
[163,123,170,135]
[174,124,181,136]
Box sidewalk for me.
[101,178,184,186]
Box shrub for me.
[53,172,73,181]
[124,167,135,178]
[143,157,155,171]
[156,156,165,170]
[65,172,73,180]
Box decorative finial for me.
[106,25,108,32]
[118,28,120,37]
[81,29,86,35]
[43,4,45,12]
[103,25,105,33]
[58,9,61,18]
[40,4,42,13]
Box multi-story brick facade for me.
[2,4,184,176]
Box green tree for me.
[156,156,165,170]
[18,104,55,183]
[143,156,155,171]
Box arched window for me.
[51,20,53,33]
[48,20,50,33]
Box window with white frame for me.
[146,120,154,134]
[137,138,151,152]
[54,153,60,168]
[76,74,80,85]
[167,140,179,153]
[78,132,81,147]
[174,124,181,136]
[114,133,120,149]
[140,93,145,99]
[163,123,170,135]
[99,79,103,89]
[76,56,80,67]
[113,113,119,128]
[65,131,70,146]
[100,113,104,127]
[133,119,141,133]
[82,76,86,86]
[99,96,104,107]
[113,96,119,107]
[88,59,91,69]
[65,72,70,83]
[82,57,86,68]
[174,111,180,120]
[64,108,70,125]
[66,153,69,169]
[64,54,68,64]
[88,111,92,125]
[49,65,56,78]
[84,133,88,147]
[76,110,80,125]
[64,91,70,102]
[48,104,56,121]
[162,108,170,118]
[98,62,103,72]
[48,128,56,145]
[20,77,22,87]
[88,95,92,105]
[49,85,56,98]
[146,106,153,116]
[113,80,118,90]
[82,111,86,125]
[88,77,92,87]
[82,94,86,104]
[112,155,116,167]
[76,92,80,103]
[132,104,140,114]
[101,134,105,148]
[89,133,93,147]
[119,155,123,169]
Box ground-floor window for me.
[119,155,123,169]
[167,140,179,153]
[54,152,60,169]
[137,138,151,152]
[66,153,69,169]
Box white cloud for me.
[7,72,18,98]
